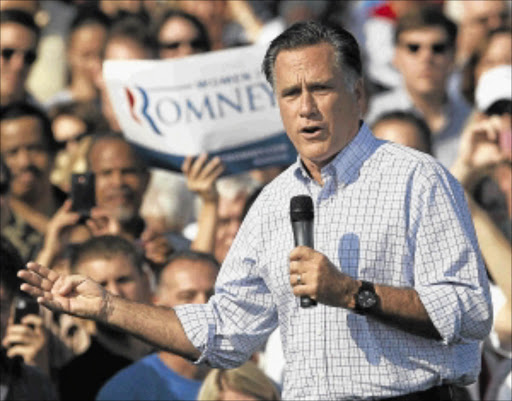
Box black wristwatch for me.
[354,281,379,315]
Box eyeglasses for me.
[401,42,450,55]
[158,39,208,52]
[1,47,37,66]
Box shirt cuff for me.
[174,303,216,365]
[415,283,460,345]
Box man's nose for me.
[106,282,121,296]
[110,170,124,186]
[299,91,318,118]
[8,53,28,71]
[15,148,32,167]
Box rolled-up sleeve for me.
[175,205,278,368]
[411,166,493,344]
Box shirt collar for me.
[293,122,380,187]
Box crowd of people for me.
[0,1,510,400]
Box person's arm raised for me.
[18,262,201,361]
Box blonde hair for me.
[197,361,280,401]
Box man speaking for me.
[19,22,492,400]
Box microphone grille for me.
[290,195,314,222]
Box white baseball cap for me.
[475,65,512,112]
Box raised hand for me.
[452,115,511,189]
[2,314,49,372]
[140,227,174,266]
[36,200,82,266]
[182,154,224,202]
[18,262,108,321]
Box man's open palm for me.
[18,262,107,320]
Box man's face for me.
[156,259,217,307]
[0,116,51,201]
[68,23,107,86]
[215,193,247,263]
[89,139,149,221]
[463,1,510,47]
[0,22,38,104]
[274,43,363,172]
[373,119,430,154]
[76,254,149,302]
[394,27,454,96]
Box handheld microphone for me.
[290,195,317,308]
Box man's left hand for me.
[289,246,358,308]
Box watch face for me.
[358,290,377,309]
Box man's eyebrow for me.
[280,84,302,97]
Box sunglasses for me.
[158,39,208,52]
[55,131,90,150]
[1,47,37,66]
[401,42,450,55]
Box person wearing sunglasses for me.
[153,9,211,60]
[366,8,472,169]
[0,9,40,107]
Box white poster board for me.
[103,45,296,175]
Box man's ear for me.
[354,78,366,116]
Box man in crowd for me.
[372,110,432,155]
[0,9,40,107]
[0,102,65,262]
[20,21,492,400]
[366,8,471,168]
[57,235,152,400]
[85,132,173,266]
[213,175,258,263]
[97,250,219,400]
[456,0,510,67]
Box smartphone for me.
[13,296,39,324]
[71,172,96,218]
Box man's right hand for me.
[18,262,109,321]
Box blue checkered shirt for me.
[175,123,492,400]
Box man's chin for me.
[109,205,138,223]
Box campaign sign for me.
[103,45,296,175]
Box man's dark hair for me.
[0,236,24,296]
[69,7,111,37]
[152,9,211,53]
[394,8,458,48]
[106,14,157,58]
[0,9,41,38]
[372,110,433,155]
[262,21,362,89]
[0,102,58,154]
[157,250,220,284]
[70,235,144,274]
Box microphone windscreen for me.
[290,195,314,222]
